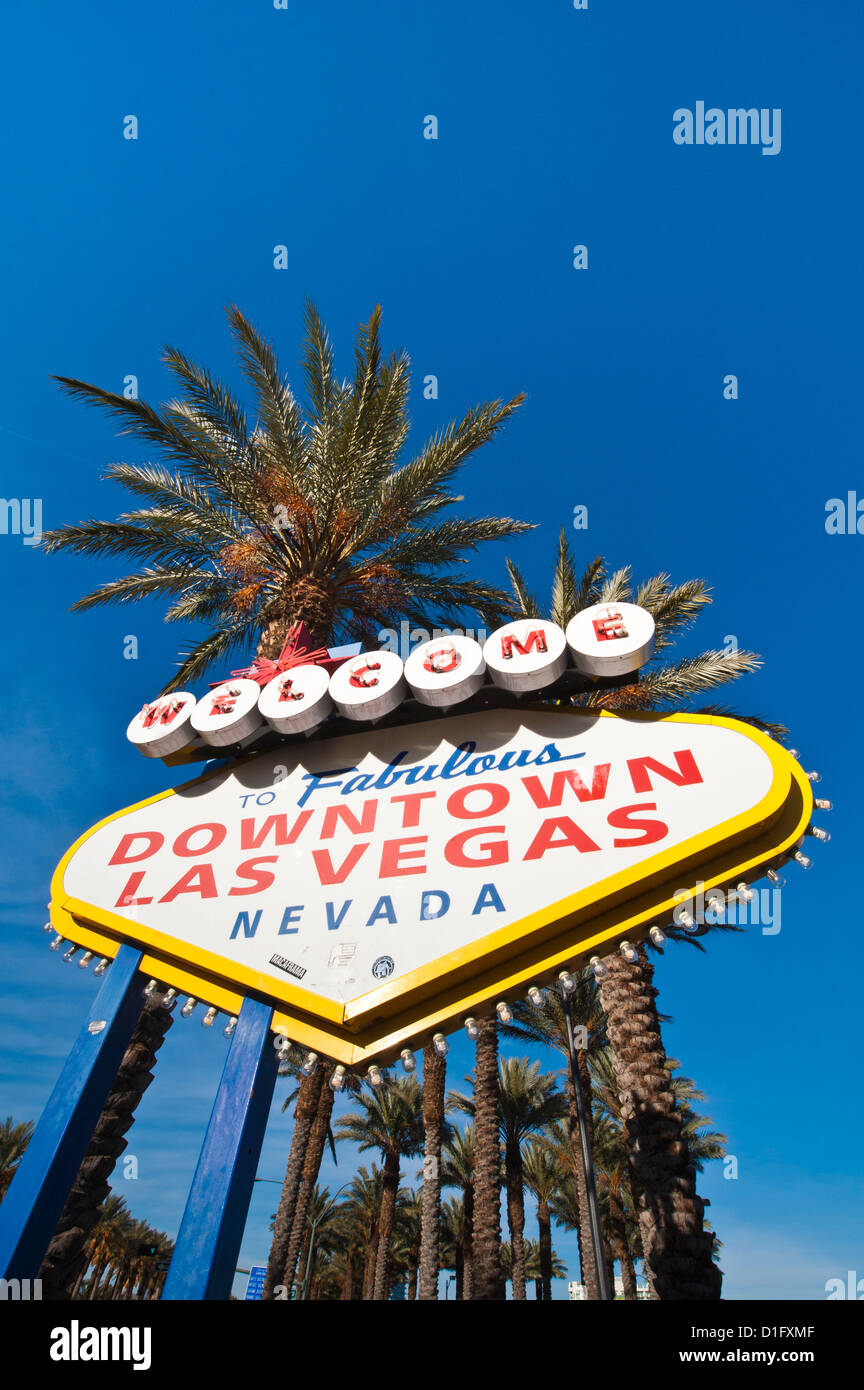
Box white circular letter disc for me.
[483,619,568,692]
[190,678,265,747]
[258,664,333,734]
[565,602,655,676]
[404,634,486,707]
[127,693,197,758]
[328,650,408,721]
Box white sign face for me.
[258,665,333,735]
[483,619,568,692]
[328,651,408,721]
[61,708,784,1014]
[126,694,197,759]
[191,679,265,746]
[566,603,656,676]
[404,634,486,707]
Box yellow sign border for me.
[50,709,812,1067]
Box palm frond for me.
[505,557,541,618]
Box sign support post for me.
[0,943,145,1281]
[162,996,278,1301]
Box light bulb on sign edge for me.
[590,956,609,981]
[464,1017,480,1039]
[433,1033,449,1056]
[368,1064,384,1088]
[93,958,109,976]
[558,971,576,996]
[180,998,197,1019]
[42,921,53,933]
[794,850,812,870]
[495,1002,513,1024]
[806,771,822,783]
[807,826,830,842]
[649,926,666,947]
[301,1051,319,1075]
[674,907,695,930]
[62,945,79,962]
[49,935,64,952]
[330,1065,346,1092]
[223,1016,238,1038]
[400,1049,416,1073]
[527,986,544,1007]
[736,882,755,903]
[814,798,833,812]
[788,748,800,759]
[272,1032,289,1052]
[144,979,158,996]
[78,952,94,970]
[161,989,177,1010]
[202,1007,218,1028]
[619,941,637,963]
[766,869,785,888]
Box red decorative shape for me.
[208,622,352,689]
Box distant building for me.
[568,1278,650,1301]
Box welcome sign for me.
[51,707,812,1066]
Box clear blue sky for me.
[1,0,861,1299]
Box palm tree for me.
[440,1124,475,1299]
[392,1189,423,1300]
[337,1075,425,1299]
[43,302,529,1292]
[337,1164,385,1300]
[503,532,776,1299]
[263,1047,323,1300]
[418,1042,447,1299]
[466,1016,505,1300]
[502,1238,566,1298]
[595,945,721,1299]
[0,1116,34,1201]
[39,993,174,1300]
[281,1062,340,1296]
[501,976,608,1298]
[294,1184,346,1300]
[521,1141,561,1301]
[590,1111,641,1299]
[450,1057,566,1299]
[69,1193,129,1299]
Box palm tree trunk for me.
[407,1262,418,1301]
[537,1198,553,1301]
[282,1068,335,1289]
[463,1184,474,1299]
[341,1248,355,1300]
[362,1229,379,1300]
[534,1277,542,1300]
[372,1150,401,1300]
[470,1016,504,1300]
[505,1143,527,1300]
[38,993,173,1299]
[418,1043,446,1299]
[597,946,721,1300]
[263,1067,325,1298]
[610,1208,638,1301]
[565,1066,601,1300]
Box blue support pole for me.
[0,944,145,1280]
[162,996,278,1301]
